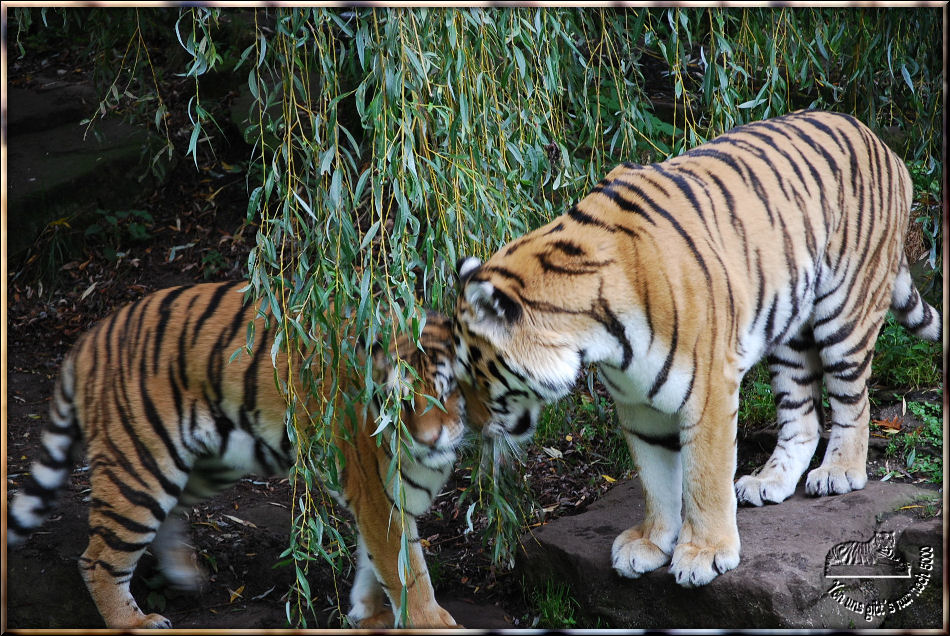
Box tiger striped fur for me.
[7,281,465,628]
[452,110,942,588]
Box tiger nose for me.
[416,425,441,447]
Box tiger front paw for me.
[735,473,796,507]
[611,526,673,578]
[805,465,867,497]
[138,613,174,629]
[349,607,395,629]
[411,603,462,628]
[669,540,739,588]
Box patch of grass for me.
[896,494,942,519]
[201,248,228,278]
[84,208,154,262]
[739,362,777,430]
[535,391,630,471]
[739,315,942,431]
[905,158,942,301]
[882,401,943,483]
[873,315,942,390]
[13,206,158,295]
[528,580,580,629]
[14,215,83,288]
[424,554,444,589]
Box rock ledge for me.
[516,478,942,628]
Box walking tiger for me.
[8,281,466,628]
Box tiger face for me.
[373,312,468,471]
[453,256,584,448]
[398,373,466,469]
[344,310,467,628]
[454,229,630,449]
[872,531,896,559]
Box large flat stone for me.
[7,79,100,134]
[516,478,942,629]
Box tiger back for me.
[452,110,941,589]
[7,281,465,628]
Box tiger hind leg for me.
[79,466,185,628]
[612,404,682,578]
[79,530,173,628]
[805,316,883,497]
[736,331,823,506]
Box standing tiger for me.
[7,281,465,628]
[453,110,942,588]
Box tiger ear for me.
[463,279,522,324]
[457,255,522,325]
[457,256,482,285]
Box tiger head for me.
[872,531,896,558]
[453,256,586,451]
[370,311,469,469]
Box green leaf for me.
[900,64,915,94]
[247,68,259,100]
[294,564,311,600]
[329,168,343,208]
[356,24,368,67]
[359,220,381,252]
[187,123,201,165]
[319,147,335,175]
[513,46,526,79]
[738,98,765,109]
[815,31,828,60]
[717,65,728,90]
[397,534,411,585]
[247,186,263,220]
